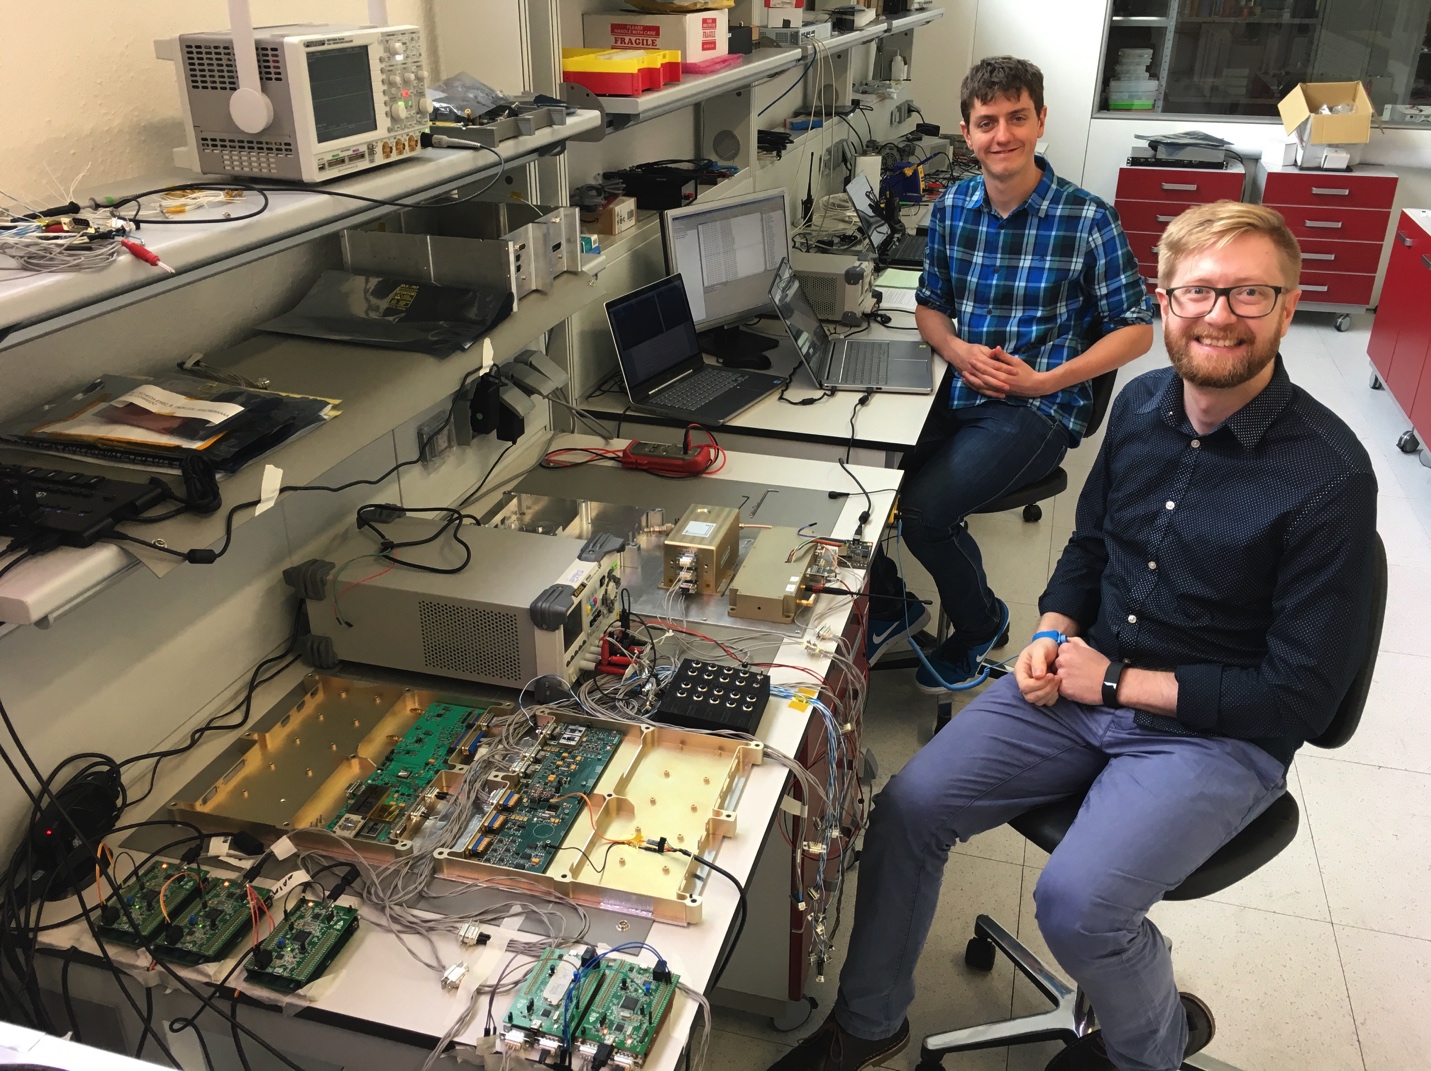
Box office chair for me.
[972,368,1121,522]
[913,533,1387,1071]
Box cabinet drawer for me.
[1280,208,1391,244]
[1264,170,1396,210]
[1296,270,1375,307]
[1116,168,1245,204]
[1125,230,1164,266]
[1115,200,1201,234]
[1295,238,1385,276]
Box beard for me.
[1164,323,1279,389]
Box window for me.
[1099,0,1431,123]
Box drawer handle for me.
[1155,214,1177,223]
[1397,231,1413,246]
[1302,252,1336,261]
[1304,220,1343,229]
[1151,244,1160,254]
[1423,254,1431,271]
[1310,187,1351,196]
[1300,284,1330,292]
[1161,183,1198,191]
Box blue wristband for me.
[1032,630,1067,645]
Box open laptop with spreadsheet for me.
[606,274,786,425]
[768,260,933,394]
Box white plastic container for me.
[1108,78,1158,110]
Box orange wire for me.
[551,791,639,846]
[159,870,202,922]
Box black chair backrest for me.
[1084,369,1120,440]
[1309,532,1386,749]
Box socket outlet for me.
[890,101,913,126]
[417,412,455,464]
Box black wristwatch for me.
[1102,661,1125,707]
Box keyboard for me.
[888,231,927,263]
[653,368,747,411]
[0,463,167,547]
[838,342,890,385]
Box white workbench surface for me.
[38,439,898,1071]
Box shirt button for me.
[1148,561,1157,570]
[1127,613,1137,623]
[1165,501,1176,510]
[1190,439,1200,448]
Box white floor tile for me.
[1148,899,1364,1071]
[1375,562,1431,656]
[1333,649,1431,775]
[1336,925,1431,1071]
[1298,754,1431,940]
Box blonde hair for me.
[1156,200,1302,288]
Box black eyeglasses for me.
[1163,284,1286,319]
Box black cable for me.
[758,54,819,117]
[457,441,519,510]
[60,946,82,1043]
[354,505,476,575]
[0,549,37,581]
[838,459,874,530]
[248,146,507,209]
[134,982,155,1061]
[845,390,873,463]
[679,850,746,987]
[232,991,255,1071]
[96,183,272,227]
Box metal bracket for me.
[560,84,609,140]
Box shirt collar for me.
[1146,355,1294,448]
[963,155,1056,217]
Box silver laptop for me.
[768,259,933,394]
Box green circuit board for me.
[502,946,678,1065]
[465,723,623,873]
[328,701,491,844]
[244,899,359,993]
[152,880,273,965]
[96,860,207,947]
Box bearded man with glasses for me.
[770,200,1379,1071]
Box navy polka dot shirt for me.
[1040,356,1379,765]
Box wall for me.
[0,0,437,208]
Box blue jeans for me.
[882,392,1070,641]
[834,675,1288,1071]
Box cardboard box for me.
[763,0,804,27]
[582,196,638,235]
[584,9,728,59]
[1277,81,1373,168]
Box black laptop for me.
[606,274,786,425]
[845,175,928,268]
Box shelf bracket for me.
[560,84,609,140]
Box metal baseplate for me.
[435,712,762,925]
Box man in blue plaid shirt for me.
[866,56,1153,692]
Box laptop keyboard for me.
[840,342,890,385]
[891,232,926,262]
[653,368,747,410]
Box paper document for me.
[110,385,244,425]
[880,289,918,312]
[876,268,922,289]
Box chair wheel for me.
[934,706,952,734]
[1335,314,1352,332]
[964,936,996,972]
[1398,430,1420,454]
[1370,373,1383,390]
[1021,503,1042,522]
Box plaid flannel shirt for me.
[915,157,1152,443]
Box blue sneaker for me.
[867,593,932,666]
[913,599,1010,694]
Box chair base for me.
[917,914,1245,1071]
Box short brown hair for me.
[960,57,1045,125]
[1157,201,1302,288]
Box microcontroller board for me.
[97,860,207,947]
[244,899,359,993]
[464,723,622,873]
[152,879,273,965]
[502,946,679,1067]
[328,701,491,846]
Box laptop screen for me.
[844,175,891,249]
[606,274,702,390]
[769,259,831,373]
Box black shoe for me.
[767,1013,910,1071]
[1043,992,1217,1070]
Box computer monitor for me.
[662,189,790,368]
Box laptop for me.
[845,175,928,268]
[606,274,786,425]
[768,260,933,394]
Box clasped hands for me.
[944,340,1047,398]
[1015,635,1110,707]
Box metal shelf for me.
[885,7,946,33]
[804,22,890,57]
[595,49,804,126]
[1110,15,1170,25]
[0,270,606,627]
[0,111,603,352]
